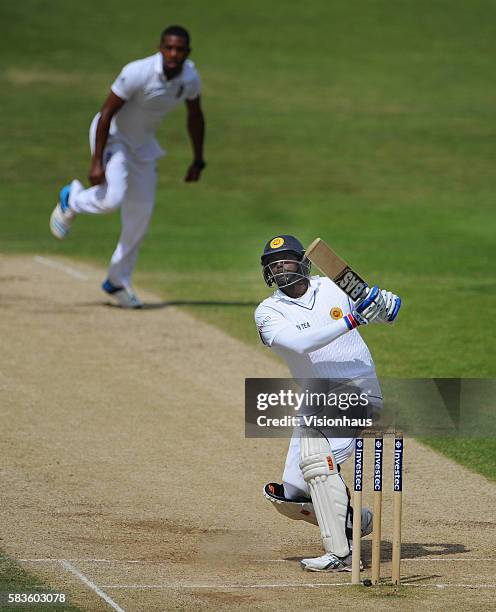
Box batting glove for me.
[344,286,385,328]
[378,289,401,323]
[355,285,385,323]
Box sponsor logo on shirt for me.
[330,307,343,320]
[296,322,310,330]
[257,314,272,346]
[257,315,271,333]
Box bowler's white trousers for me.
[69,116,158,289]
[283,433,355,500]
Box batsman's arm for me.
[256,289,384,355]
[89,92,126,185]
[272,316,363,355]
[184,96,206,182]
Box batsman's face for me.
[160,35,190,74]
[266,252,301,287]
[267,252,300,275]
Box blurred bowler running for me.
[50,25,206,308]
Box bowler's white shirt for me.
[255,276,377,380]
[98,53,201,161]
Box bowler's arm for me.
[89,92,126,185]
[184,96,206,182]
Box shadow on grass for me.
[98,300,258,310]
[142,300,259,309]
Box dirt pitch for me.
[0,254,495,611]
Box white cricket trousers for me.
[69,117,158,289]
[283,433,355,500]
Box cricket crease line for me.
[256,558,496,563]
[60,560,126,612]
[98,582,496,590]
[402,558,496,562]
[16,557,496,564]
[17,559,62,563]
[34,255,88,281]
[404,584,496,589]
[18,558,149,564]
[100,583,352,589]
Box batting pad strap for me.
[299,430,350,557]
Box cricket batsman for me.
[255,235,401,572]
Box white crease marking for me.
[99,582,496,590]
[34,256,88,280]
[60,560,125,611]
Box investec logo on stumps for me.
[373,439,383,492]
[393,438,404,492]
[354,439,363,491]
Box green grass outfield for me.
[1,1,494,466]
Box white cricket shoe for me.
[301,551,364,573]
[301,551,354,572]
[300,507,371,573]
[49,180,81,239]
[102,279,143,309]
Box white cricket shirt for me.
[99,53,201,161]
[255,276,378,380]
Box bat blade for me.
[305,238,368,301]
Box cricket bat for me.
[305,238,368,301]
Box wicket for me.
[351,433,404,585]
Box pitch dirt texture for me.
[0,255,494,611]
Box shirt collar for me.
[274,276,320,304]
[154,52,185,81]
[154,52,164,76]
